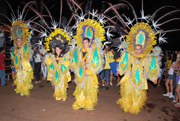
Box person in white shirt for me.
[163,62,174,97]
[33,47,43,84]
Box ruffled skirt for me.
[14,69,33,96]
[72,75,98,111]
[116,74,147,114]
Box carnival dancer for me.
[100,0,180,114]
[70,17,105,111]
[116,23,161,114]
[44,28,71,101]
[10,21,34,96]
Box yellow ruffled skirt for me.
[116,74,147,114]
[72,74,98,111]
[53,74,71,101]
[14,69,33,96]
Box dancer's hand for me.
[85,72,89,76]
[116,71,120,76]
[59,59,63,63]
[52,58,56,61]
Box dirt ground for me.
[0,74,180,121]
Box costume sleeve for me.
[10,47,15,61]
[13,51,21,70]
[70,47,79,71]
[117,51,131,75]
[45,54,55,74]
[23,42,31,60]
[60,54,70,75]
[145,54,160,81]
[89,47,104,74]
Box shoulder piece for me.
[118,51,131,75]
[89,47,104,74]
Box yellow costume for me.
[70,19,105,111]
[45,54,71,101]
[116,23,161,114]
[11,20,33,96]
[44,28,71,101]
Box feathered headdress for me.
[101,0,180,57]
[0,1,43,47]
[11,20,30,46]
[67,0,120,48]
[44,28,71,55]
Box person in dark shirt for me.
[158,52,167,86]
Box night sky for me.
[2,0,180,50]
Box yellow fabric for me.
[45,54,55,75]
[13,57,33,96]
[72,47,99,111]
[116,54,158,114]
[104,51,114,69]
[145,55,160,81]
[104,53,110,69]
[12,45,33,96]
[53,72,71,101]
[47,73,52,81]
[70,48,79,70]
[117,75,147,114]
[89,47,103,72]
[45,54,71,101]
[107,51,115,63]
[72,69,98,111]
[118,51,131,75]
[167,60,172,67]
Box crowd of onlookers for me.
[159,51,180,108]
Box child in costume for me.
[45,28,71,101]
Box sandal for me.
[172,100,177,104]
[174,103,180,108]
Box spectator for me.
[157,52,167,86]
[172,61,180,107]
[0,47,6,86]
[100,45,111,90]
[163,61,174,97]
[172,53,180,99]
[0,25,5,47]
[33,47,43,84]
[39,45,47,81]
[165,54,172,80]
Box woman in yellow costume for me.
[10,20,33,96]
[44,29,71,101]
